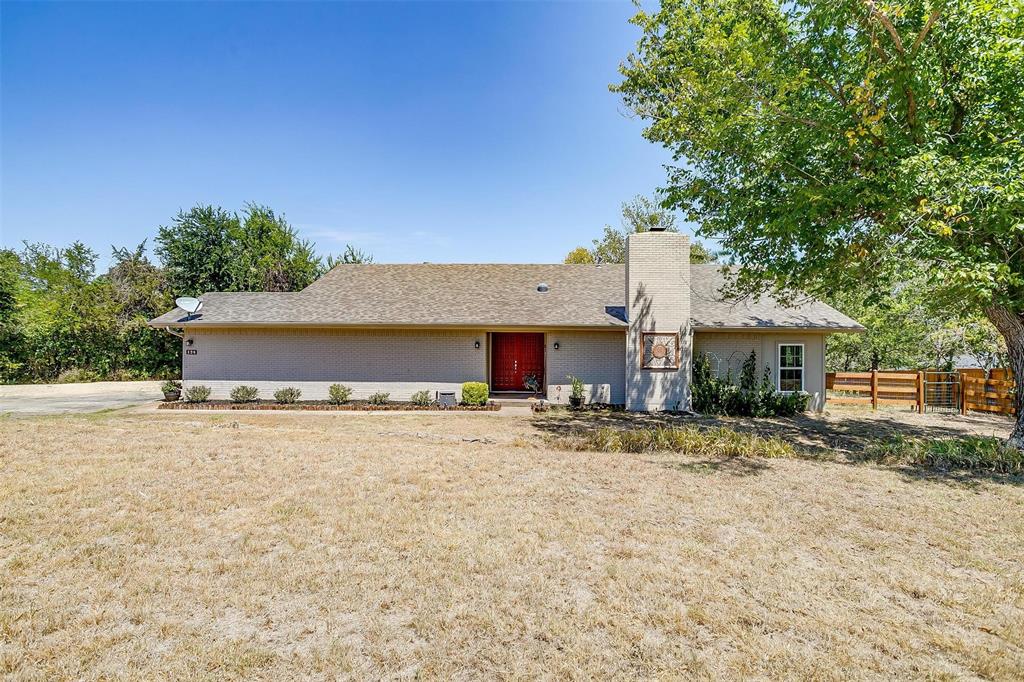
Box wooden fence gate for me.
[924,371,960,414]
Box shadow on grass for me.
[885,466,1024,488]
[535,408,1022,487]
[653,456,772,477]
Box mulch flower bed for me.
[158,400,501,411]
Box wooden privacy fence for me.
[826,371,925,411]
[826,370,1016,416]
[961,376,1017,416]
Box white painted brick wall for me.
[182,327,487,401]
[545,331,626,405]
[625,232,692,411]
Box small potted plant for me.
[161,379,182,402]
[566,374,585,409]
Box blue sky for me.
[1,1,688,268]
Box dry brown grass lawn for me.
[2,410,1022,680]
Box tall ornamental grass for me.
[557,426,796,458]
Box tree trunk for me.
[984,304,1024,450]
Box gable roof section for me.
[149,263,863,331]
[688,266,863,330]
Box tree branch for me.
[865,0,905,54]
[911,10,941,56]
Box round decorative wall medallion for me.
[641,332,680,369]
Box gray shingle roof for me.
[688,266,864,330]
[149,263,863,331]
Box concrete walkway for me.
[0,381,163,415]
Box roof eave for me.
[692,324,865,333]
[148,321,628,331]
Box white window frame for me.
[777,343,805,394]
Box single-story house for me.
[150,231,862,411]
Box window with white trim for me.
[777,344,804,393]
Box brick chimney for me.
[625,231,692,411]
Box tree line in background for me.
[564,195,718,264]
[824,282,1006,372]
[0,203,371,384]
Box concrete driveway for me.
[0,381,163,415]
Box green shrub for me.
[556,425,795,458]
[328,383,352,404]
[461,381,489,406]
[692,351,809,417]
[865,435,1024,474]
[367,391,390,405]
[273,387,302,404]
[161,379,181,393]
[410,390,432,406]
[183,385,211,403]
[567,374,585,402]
[230,385,259,403]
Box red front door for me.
[491,333,545,391]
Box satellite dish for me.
[175,296,203,315]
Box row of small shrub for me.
[185,384,303,404]
[178,383,489,406]
[692,351,809,417]
[864,435,1024,474]
[556,425,796,458]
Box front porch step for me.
[492,395,541,407]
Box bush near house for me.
[461,382,489,406]
[183,385,211,403]
[367,391,390,405]
[273,387,302,404]
[567,374,586,407]
[692,351,809,417]
[230,385,259,403]
[410,390,432,407]
[328,384,352,404]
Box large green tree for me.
[825,278,1007,371]
[564,194,717,264]
[617,0,1024,446]
[0,250,25,381]
[16,242,121,379]
[106,242,180,377]
[156,203,324,296]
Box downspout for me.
[163,326,184,339]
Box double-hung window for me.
[777,344,804,393]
